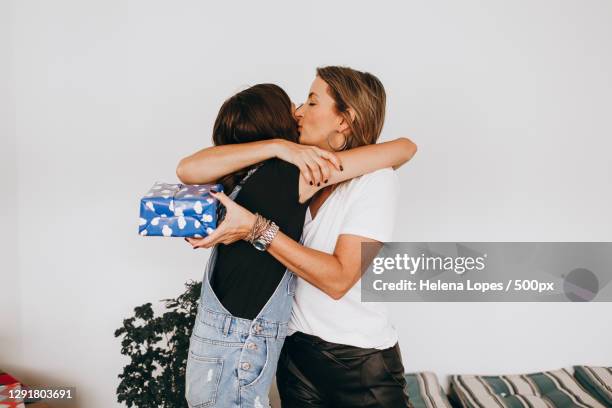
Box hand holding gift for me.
[184,190,257,249]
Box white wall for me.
[3,1,612,407]
[1,0,21,378]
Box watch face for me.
[253,240,267,251]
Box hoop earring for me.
[326,133,348,152]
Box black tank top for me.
[211,158,308,320]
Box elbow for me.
[397,137,417,166]
[176,156,217,185]
[175,159,190,184]
[328,280,351,300]
[391,138,417,170]
[403,137,417,161]
[328,289,346,301]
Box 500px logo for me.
[372,253,487,275]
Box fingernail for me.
[340,165,344,171]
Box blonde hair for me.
[316,66,386,150]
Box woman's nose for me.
[294,103,304,119]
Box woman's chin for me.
[298,134,318,147]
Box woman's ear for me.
[338,107,356,133]
[347,107,356,123]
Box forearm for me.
[267,232,348,299]
[338,137,416,172]
[176,139,281,184]
[325,137,417,185]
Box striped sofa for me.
[573,366,612,407]
[448,368,610,408]
[404,371,453,408]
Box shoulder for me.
[333,167,399,211]
[338,168,399,241]
[250,158,299,183]
[348,167,399,194]
[360,167,398,184]
[261,158,298,176]
[248,158,300,203]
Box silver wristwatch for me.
[252,222,279,251]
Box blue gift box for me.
[138,181,223,237]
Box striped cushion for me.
[404,372,453,408]
[573,366,612,407]
[449,368,608,408]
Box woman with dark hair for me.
[179,80,415,407]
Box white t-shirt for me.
[288,167,400,349]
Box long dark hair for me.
[212,83,299,193]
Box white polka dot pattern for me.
[138,181,223,238]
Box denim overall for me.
[185,165,297,408]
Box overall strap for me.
[217,162,264,223]
[228,163,263,200]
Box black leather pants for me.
[276,332,412,407]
